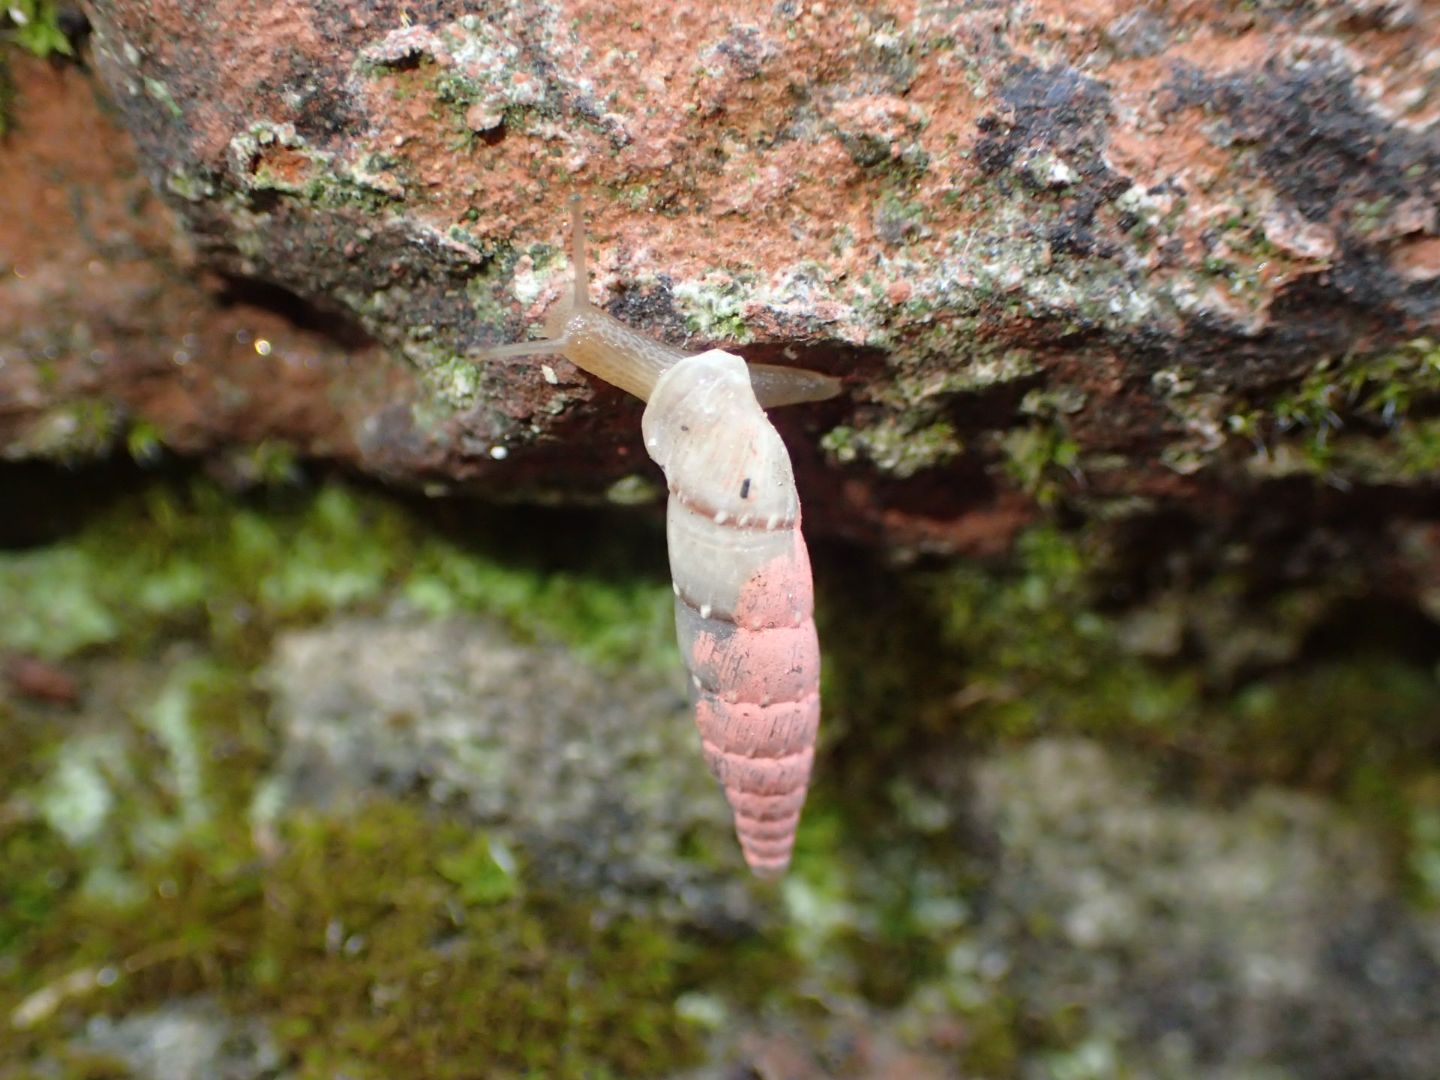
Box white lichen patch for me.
[358,24,451,68]
[227,120,308,183]
[39,734,125,847]
[884,345,1040,408]
[355,16,547,131]
[671,275,755,344]
[141,666,215,841]
[507,251,568,308]
[37,666,221,879]
[1015,147,1079,190]
[747,262,864,338]
[437,18,535,112]
[434,356,480,402]
[876,201,1168,342]
[1112,182,1176,234]
[1261,205,1337,261]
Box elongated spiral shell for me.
[643,349,820,877]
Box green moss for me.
[1409,797,1440,907]
[17,661,254,915]
[3,1,73,58]
[6,400,122,465]
[402,530,673,670]
[436,833,518,906]
[238,439,302,486]
[817,517,1438,867]
[0,703,82,964]
[4,463,1436,1072]
[801,519,1440,1052]
[0,546,123,658]
[997,424,1079,505]
[124,420,165,467]
[0,813,75,965]
[0,494,716,1074]
[1237,338,1440,484]
[927,526,1440,798]
[3,800,706,1077]
[0,479,672,670]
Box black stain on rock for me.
[975,59,1116,181]
[974,60,1128,257]
[1162,57,1439,230]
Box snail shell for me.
[477,200,833,876]
[644,349,820,877]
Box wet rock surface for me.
[1,1,1434,552]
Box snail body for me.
[477,201,840,408]
[478,200,834,877]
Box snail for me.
[478,199,837,876]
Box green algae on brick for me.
[673,275,756,344]
[821,416,962,478]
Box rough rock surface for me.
[67,998,283,1080]
[264,612,760,926]
[971,739,1440,1080]
[3,1,1436,550]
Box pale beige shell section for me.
[642,350,799,619]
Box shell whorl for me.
[643,349,820,877]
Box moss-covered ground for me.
[0,476,727,1077]
[1,465,1438,1077]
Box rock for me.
[972,739,1440,1079]
[67,998,282,1080]
[264,612,760,926]
[2,0,1435,553]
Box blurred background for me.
[3,2,1439,1077]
